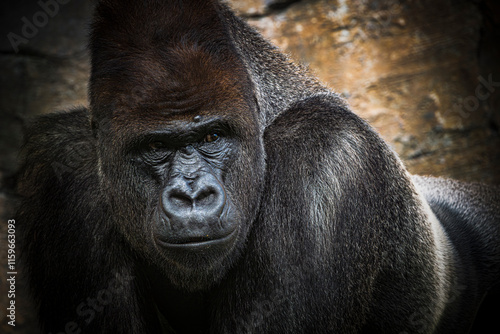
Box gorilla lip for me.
[155,227,238,250]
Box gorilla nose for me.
[169,186,219,210]
[161,174,225,224]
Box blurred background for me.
[1,0,499,332]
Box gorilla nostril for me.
[169,191,194,209]
[195,188,217,207]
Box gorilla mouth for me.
[155,227,238,250]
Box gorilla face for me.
[96,100,264,290]
[91,52,266,290]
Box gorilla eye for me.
[204,133,220,143]
[149,141,166,150]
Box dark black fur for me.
[17,0,500,333]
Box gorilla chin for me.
[152,224,242,292]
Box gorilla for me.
[16,0,500,333]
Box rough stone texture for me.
[0,0,499,332]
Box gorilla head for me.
[88,0,265,290]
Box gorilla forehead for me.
[88,58,255,146]
[105,82,258,136]
[90,40,256,129]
